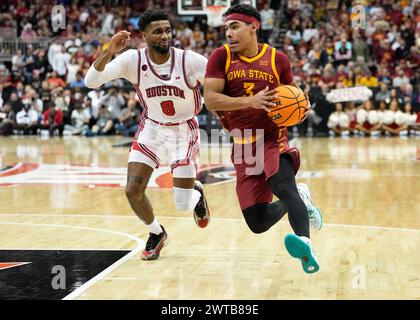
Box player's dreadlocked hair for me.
[222,4,261,24]
[138,9,169,31]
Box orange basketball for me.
[267,85,309,127]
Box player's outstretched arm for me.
[84,31,133,88]
[204,78,277,112]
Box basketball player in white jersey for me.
[85,10,210,261]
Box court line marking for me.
[0,213,419,233]
[0,221,144,301]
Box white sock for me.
[146,218,163,235]
[173,187,201,211]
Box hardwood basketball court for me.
[0,136,419,299]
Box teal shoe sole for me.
[284,234,320,274]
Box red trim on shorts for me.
[171,118,199,172]
[138,143,159,167]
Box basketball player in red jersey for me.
[204,4,323,273]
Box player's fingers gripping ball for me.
[267,85,309,127]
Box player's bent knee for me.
[125,182,146,202]
[246,221,269,234]
[172,163,196,179]
[242,204,270,234]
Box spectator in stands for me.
[191,23,205,49]
[42,103,64,137]
[8,92,23,114]
[12,49,25,77]
[387,88,405,106]
[22,45,36,82]
[51,46,71,79]
[259,4,275,43]
[377,100,388,125]
[36,18,52,37]
[0,103,15,136]
[48,39,63,69]
[355,99,381,136]
[345,101,358,134]
[302,19,319,43]
[377,67,392,85]
[359,69,379,87]
[15,101,39,135]
[307,42,323,67]
[286,23,302,46]
[15,82,25,98]
[400,19,415,48]
[320,37,335,67]
[352,32,370,63]
[401,83,417,106]
[87,105,114,136]
[100,9,116,36]
[394,38,410,61]
[382,99,408,136]
[70,72,85,89]
[115,99,141,137]
[87,88,104,119]
[20,23,37,42]
[39,81,51,111]
[81,97,94,127]
[47,71,66,88]
[66,57,80,85]
[392,67,410,87]
[334,34,352,67]
[65,103,90,135]
[300,0,314,19]
[402,102,418,135]
[101,87,125,122]
[342,70,356,87]
[327,102,351,137]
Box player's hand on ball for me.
[108,31,131,54]
[248,86,279,112]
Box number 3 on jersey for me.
[243,82,255,96]
[160,100,175,116]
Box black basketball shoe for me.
[140,225,168,261]
[193,181,211,228]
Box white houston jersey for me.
[134,47,202,123]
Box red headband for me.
[225,13,260,30]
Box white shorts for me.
[129,117,200,178]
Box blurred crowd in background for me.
[0,0,419,138]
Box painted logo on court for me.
[0,163,323,188]
[0,163,236,188]
[0,262,31,271]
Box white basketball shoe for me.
[297,183,323,231]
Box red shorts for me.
[363,121,374,130]
[231,133,300,211]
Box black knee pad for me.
[242,203,271,234]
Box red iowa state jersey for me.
[205,43,294,140]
